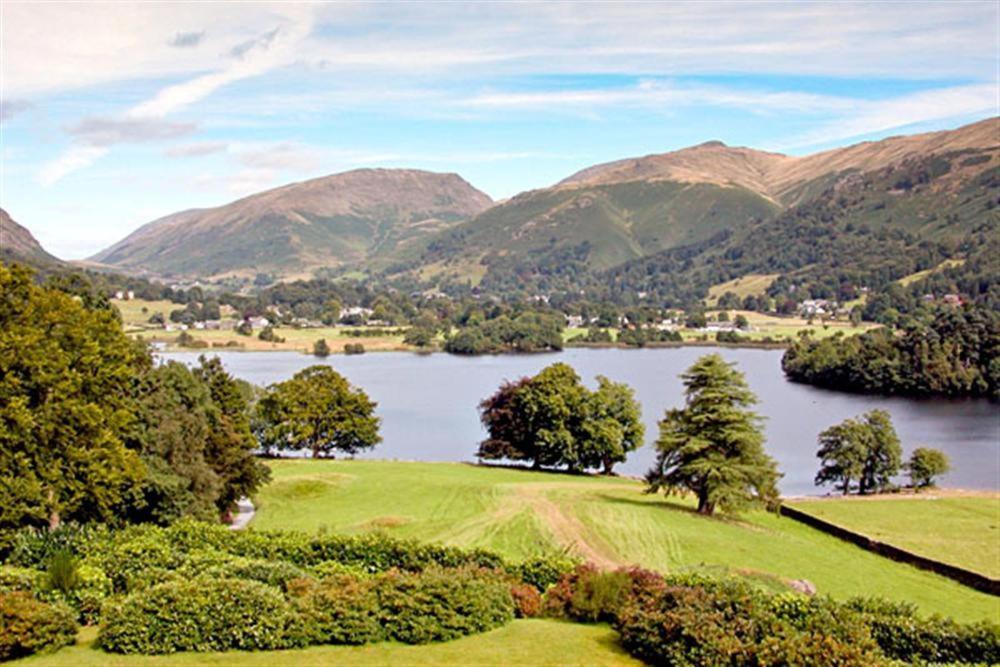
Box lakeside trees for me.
[477,363,643,473]
[815,410,902,494]
[0,264,270,539]
[255,366,381,458]
[782,305,1000,398]
[644,354,781,515]
[906,447,951,488]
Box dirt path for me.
[514,485,621,569]
[229,497,255,530]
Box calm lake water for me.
[163,348,999,496]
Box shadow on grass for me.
[591,491,757,527]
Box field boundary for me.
[780,504,1000,596]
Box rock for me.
[789,579,817,596]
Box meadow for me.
[16,621,638,667]
[787,494,1000,579]
[252,460,999,623]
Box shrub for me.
[45,549,80,594]
[206,556,312,592]
[614,582,883,667]
[0,592,78,660]
[311,560,373,580]
[849,603,1000,664]
[0,565,43,593]
[510,555,577,591]
[375,567,514,644]
[343,343,365,355]
[289,575,384,645]
[544,565,666,622]
[510,583,542,618]
[99,577,295,654]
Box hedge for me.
[99,577,297,654]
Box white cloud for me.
[778,84,999,148]
[165,142,229,158]
[37,146,109,186]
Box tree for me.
[477,363,642,473]
[0,264,146,531]
[858,409,902,494]
[193,357,271,513]
[645,354,781,515]
[815,419,869,494]
[579,377,644,474]
[906,447,950,488]
[734,314,750,330]
[815,410,902,495]
[312,339,331,357]
[256,366,381,458]
[403,327,435,348]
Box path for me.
[229,497,255,530]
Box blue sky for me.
[1,1,997,259]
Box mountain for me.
[91,169,493,280]
[402,118,999,291]
[1,208,60,266]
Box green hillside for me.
[252,460,998,623]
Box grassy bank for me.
[252,460,998,622]
[787,494,1000,579]
[16,621,638,667]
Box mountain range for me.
[1,209,59,267]
[5,117,998,302]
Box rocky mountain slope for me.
[90,169,493,279]
[0,208,60,266]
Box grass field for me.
[252,460,998,622]
[788,494,1000,579]
[135,326,410,353]
[706,273,780,306]
[897,258,966,287]
[17,621,638,667]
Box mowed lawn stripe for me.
[251,460,999,622]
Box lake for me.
[163,348,999,496]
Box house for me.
[339,306,374,320]
[566,315,585,328]
[246,316,270,329]
[942,294,964,306]
[799,299,832,316]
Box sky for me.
[1,1,998,259]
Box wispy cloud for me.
[38,146,109,186]
[69,117,197,146]
[170,31,205,48]
[165,142,229,158]
[0,99,33,122]
[777,84,999,149]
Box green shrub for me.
[99,577,296,654]
[544,565,666,622]
[0,565,43,593]
[510,555,577,591]
[375,567,514,644]
[614,583,883,667]
[0,592,78,660]
[311,560,373,580]
[289,575,384,645]
[45,549,80,594]
[206,556,312,592]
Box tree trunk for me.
[602,459,614,475]
[696,488,714,515]
[47,489,60,530]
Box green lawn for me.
[787,495,1000,579]
[17,621,638,667]
[252,460,999,622]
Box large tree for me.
[906,447,950,488]
[815,410,902,495]
[256,365,381,457]
[645,354,781,515]
[477,363,642,473]
[0,264,146,531]
[815,419,869,494]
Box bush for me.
[510,555,577,591]
[375,567,514,644]
[510,583,542,618]
[343,343,365,355]
[311,560,373,580]
[614,583,882,666]
[0,592,78,660]
[205,556,312,592]
[0,565,43,593]
[845,597,1000,664]
[99,577,296,654]
[289,575,384,645]
[544,565,666,622]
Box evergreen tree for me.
[645,354,780,515]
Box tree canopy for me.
[477,363,643,473]
[256,365,381,458]
[645,354,781,515]
[906,447,951,489]
[815,410,902,495]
